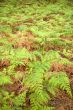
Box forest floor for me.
[0,1,73,110]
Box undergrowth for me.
[0,0,73,110]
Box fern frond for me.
[47,72,72,96]
[13,91,26,106]
[0,75,11,85]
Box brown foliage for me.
[50,62,64,72]
[0,60,10,70]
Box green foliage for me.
[0,38,72,110]
[13,92,26,106]
[0,0,73,110]
[22,52,72,110]
[48,72,72,96]
[0,75,11,85]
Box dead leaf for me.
[57,106,65,110]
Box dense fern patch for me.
[0,0,73,110]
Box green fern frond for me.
[13,91,26,106]
[47,72,72,96]
[0,75,11,85]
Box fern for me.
[0,70,12,85]
[13,91,26,106]
[23,52,72,110]
[0,40,72,110]
[0,75,11,85]
[0,106,14,110]
[0,1,73,110]
[47,72,72,96]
